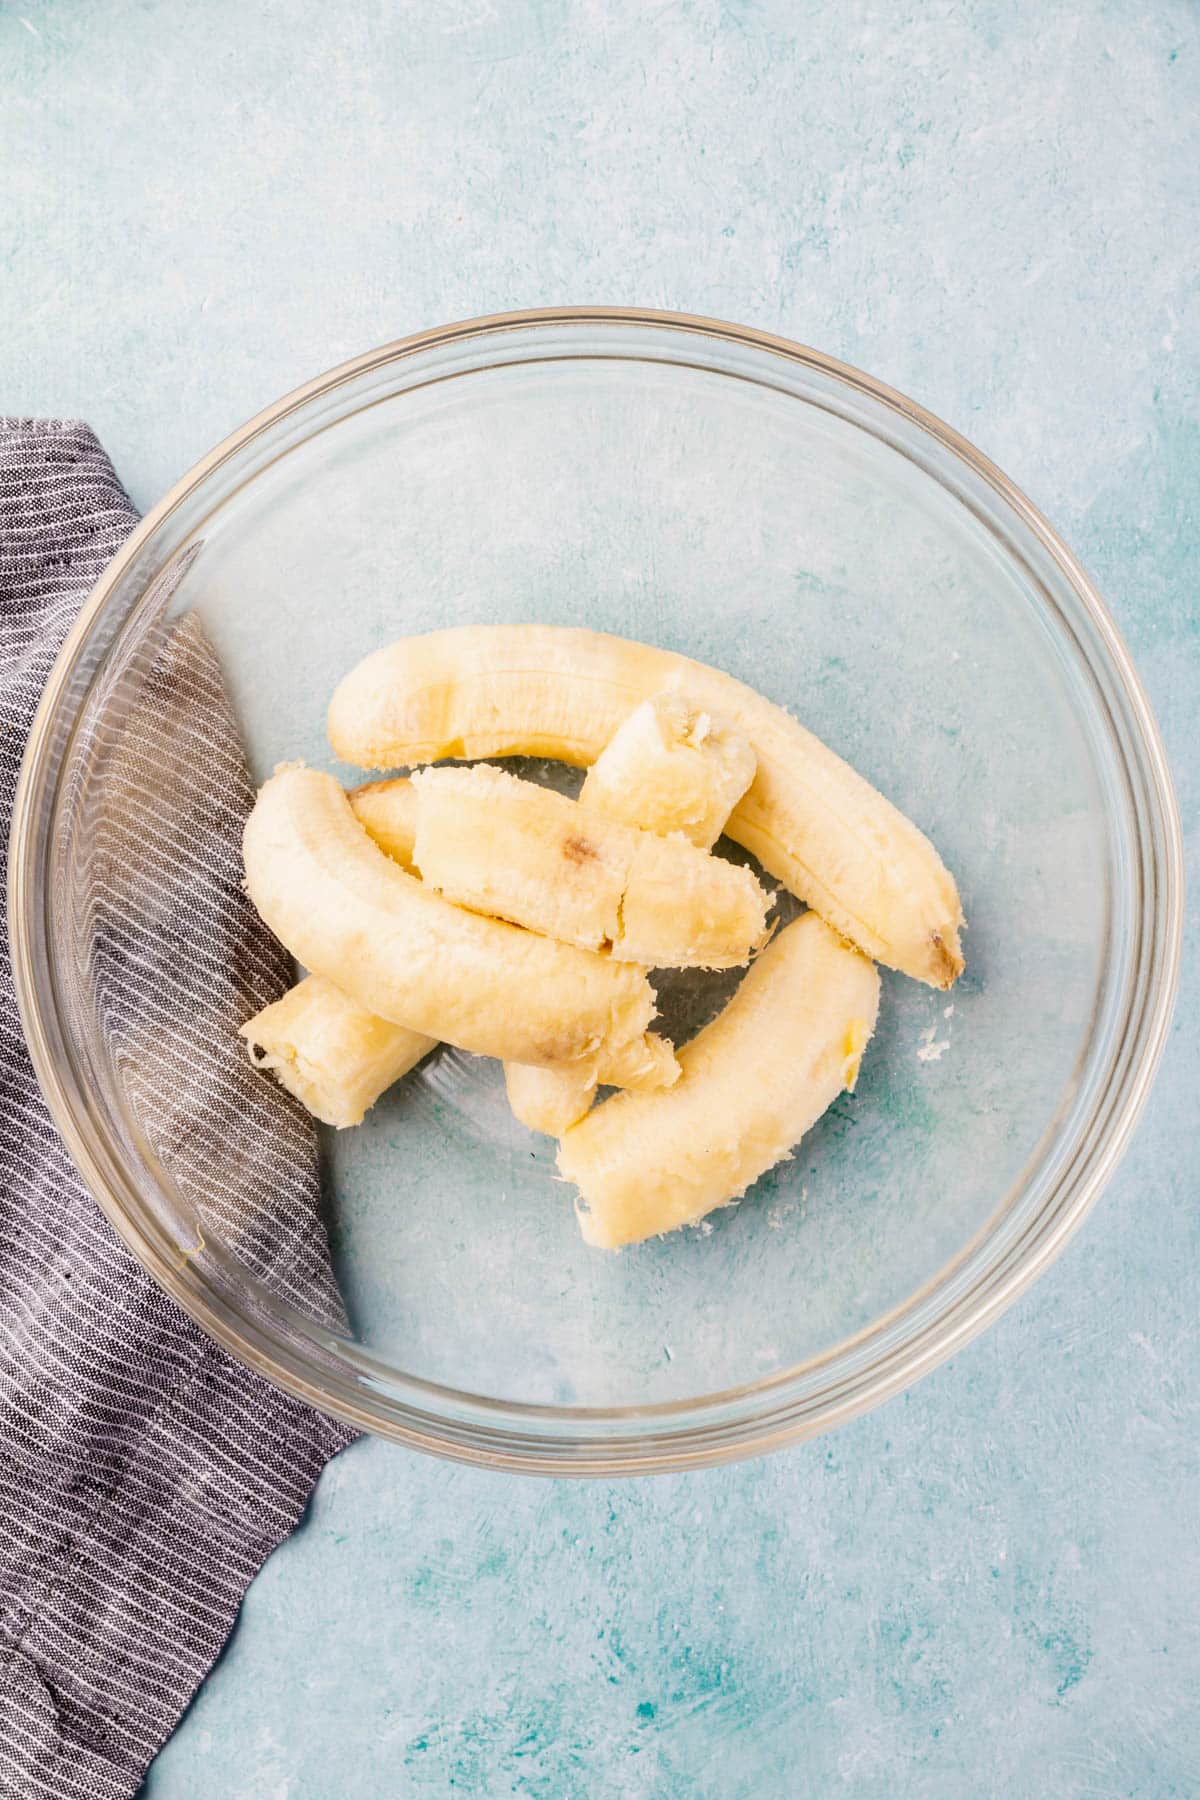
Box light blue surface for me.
[3,2,1196,1794]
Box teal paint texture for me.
[2,1,1197,1793]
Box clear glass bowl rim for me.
[8,307,1184,1475]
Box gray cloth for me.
[0,420,356,1798]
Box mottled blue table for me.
[4,3,1196,1793]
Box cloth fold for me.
[0,420,355,1799]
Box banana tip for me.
[931,930,965,990]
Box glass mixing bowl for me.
[9,310,1182,1473]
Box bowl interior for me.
[25,317,1162,1458]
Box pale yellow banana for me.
[412,763,771,969]
[242,765,660,1077]
[504,1026,679,1137]
[557,913,881,1248]
[579,692,755,848]
[328,625,964,987]
[240,974,436,1129]
[503,692,756,1134]
[242,779,423,1128]
[348,777,418,865]
[504,1060,601,1141]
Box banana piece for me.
[328,625,963,987]
[504,1060,601,1141]
[505,1022,679,1137]
[502,693,757,1134]
[579,692,755,848]
[348,777,418,865]
[240,975,436,1129]
[242,765,661,1077]
[411,763,771,969]
[557,913,881,1249]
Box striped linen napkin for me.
[0,420,355,1799]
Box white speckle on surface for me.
[918,1023,951,1063]
[944,1004,955,1019]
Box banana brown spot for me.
[929,930,964,989]
[563,834,598,865]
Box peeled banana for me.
[578,692,755,848]
[411,763,771,969]
[328,625,964,987]
[557,913,881,1248]
[242,765,663,1077]
[240,974,436,1129]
